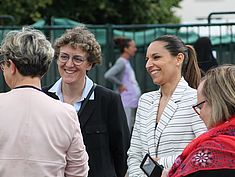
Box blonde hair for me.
[202,64,235,127]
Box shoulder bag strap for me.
[78,83,97,116]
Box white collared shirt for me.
[49,76,94,112]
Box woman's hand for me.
[151,157,169,177]
[152,157,160,162]
[118,84,127,93]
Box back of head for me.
[0,26,54,77]
[54,25,102,68]
[113,37,132,53]
[193,37,218,72]
[203,64,235,127]
[154,35,201,88]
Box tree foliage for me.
[0,0,53,25]
[0,0,182,25]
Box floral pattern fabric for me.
[169,116,235,177]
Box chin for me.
[152,79,161,86]
[62,78,76,85]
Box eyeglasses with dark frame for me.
[192,100,206,115]
[58,53,86,66]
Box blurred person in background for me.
[193,37,218,74]
[167,64,235,177]
[127,35,207,177]
[0,26,89,177]
[43,26,130,177]
[104,37,141,132]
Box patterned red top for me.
[169,116,235,177]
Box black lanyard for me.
[78,83,96,117]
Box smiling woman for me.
[43,25,130,177]
[127,35,207,177]
[56,45,92,87]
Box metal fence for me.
[1,22,235,92]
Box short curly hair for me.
[54,25,102,68]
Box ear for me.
[124,46,128,52]
[176,53,184,66]
[56,59,60,65]
[86,62,93,71]
[8,60,17,75]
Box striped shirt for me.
[127,77,207,177]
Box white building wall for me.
[174,0,235,23]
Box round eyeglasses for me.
[192,100,206,115]
[58,53,86,66]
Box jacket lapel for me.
[78,99,96,129]
[156,99,178,144]
[149,78,188,156]
[146,91,161,155]
[157,78,188,138]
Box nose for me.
[65,57,74,66]
[145,58,152,69]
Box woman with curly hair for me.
[43,26,130,177]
